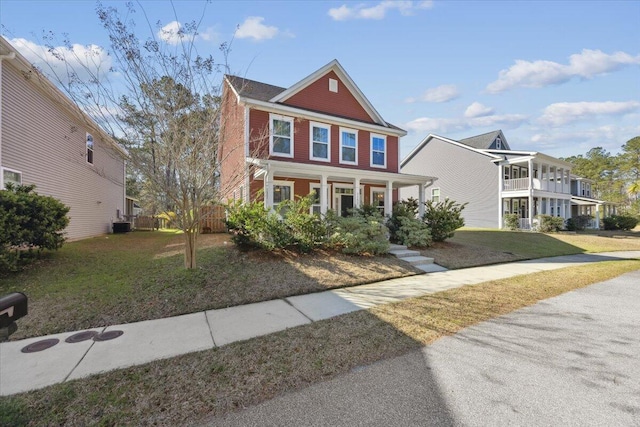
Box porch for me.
[501,196,572,230]
[500,155,572,195]
[249,158,436,217]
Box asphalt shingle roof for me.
[459,130,503,150]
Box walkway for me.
[1,251,639,396]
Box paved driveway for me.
[208,270,640,426]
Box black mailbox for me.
[0,292,28,328]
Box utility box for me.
[112,222,131,233]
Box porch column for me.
[595,204,600,229]
[353,177,361,208]
[320,174,328,215]
[559,168,564,193]
[560,199,566,219]
[498,162,504,227]
[577,180,581,197]
[528,193,533,230]
[553,167,557,193]
[384,180,393,217]
[528,159,534,190]
[418,183,425,218]
[265,169,275,211]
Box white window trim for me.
[86,132,95,165]
[2,167,23,188]
[309,121,331,162]
[431,187,441,202]
[269,114,294,158]
[273,180,294,205]
[309,182,331,215]
[339,127,358,165]
[370,133,386,169]
[370,187,385,212]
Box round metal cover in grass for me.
[93,330,124,341]
[65,331,98,343]
[21,338,60,353]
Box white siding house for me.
[1,37,127,241]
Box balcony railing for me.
[503,178,571,194]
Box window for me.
[370,134,386,168]
[329,78,338,93]
[431,188,440,203]
[339,128,357,164]
[309,183,330,215]
[504,166,510,180]
[371,189,385,213]
[495,136,502,150]
[2,168,22,188]
[310,122,330,162]
[86,132,94,164]
[270,115,294,157]
[273,182,293,205]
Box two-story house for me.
[400,130,615,229]
[1,37,128,240]
[219,60,436,217]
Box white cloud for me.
[539,101,640,126]
[486,49,640,93]
[406,84,459,103]
[406,113,527,134]
[464,102,495,118]
[328,1,433,21]
[236,17,282,41]
[9,38,111,86]
[530,125,640,152]
[157,21,219,45]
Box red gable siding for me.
[281,71,376,124]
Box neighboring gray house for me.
[0,36,128,240]
[401,130,615,229]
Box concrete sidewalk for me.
[1,251,638,396]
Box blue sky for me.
[2,0,639,159]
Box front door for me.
[340,194,354,217]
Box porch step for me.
[415,263,449,273]
[400,256,435,266]
[389,244,407,251]
[389,249,421,258]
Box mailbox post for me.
[0,292,28,342]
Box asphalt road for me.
[207,270,640,426]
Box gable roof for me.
[459,130,509,150]
[269,59,386,126]
[225,60,403,132]
[401,133,502,167]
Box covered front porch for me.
[249,158,436,217]
[502,195,572,230]
[571,196,618,229]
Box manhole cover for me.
[93,330,124,341]
[21,338,60,353]
[65,331,98,343]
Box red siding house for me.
[219,60,435,217]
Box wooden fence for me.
[134,215,167,230]
[200,205,227,233]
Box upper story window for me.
[2,167,22,188]
[310,122,330,162]
[370,134,386,168]
[339,127,357,165]
[504,166,510,180]
[269,114,294,158]
[86,133,94,165]
[431,188,440,203]
[495,136,502,150]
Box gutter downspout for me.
[0,52,17,186]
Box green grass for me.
[2,260,638,426]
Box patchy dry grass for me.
[420,229,640,269]
[0,231,419,339]
[2,260,638,426]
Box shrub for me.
[422,199,467,242]
[395,216,432,248]
[566,215,592,231]
[503,213,519,231]
[535,215,564,232]
[350,204,382,220]
[0,184,70,272]
[225,200,279,250]
[328,215,389,255]
[278,196,328,253]
[387,199,419,244]
[603,214,639,231]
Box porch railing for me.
[503,178,529,191]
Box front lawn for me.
[2,260,638,426]
[0,231,419,339]
[420,228,640,269]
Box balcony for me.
[503,178,571,194]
